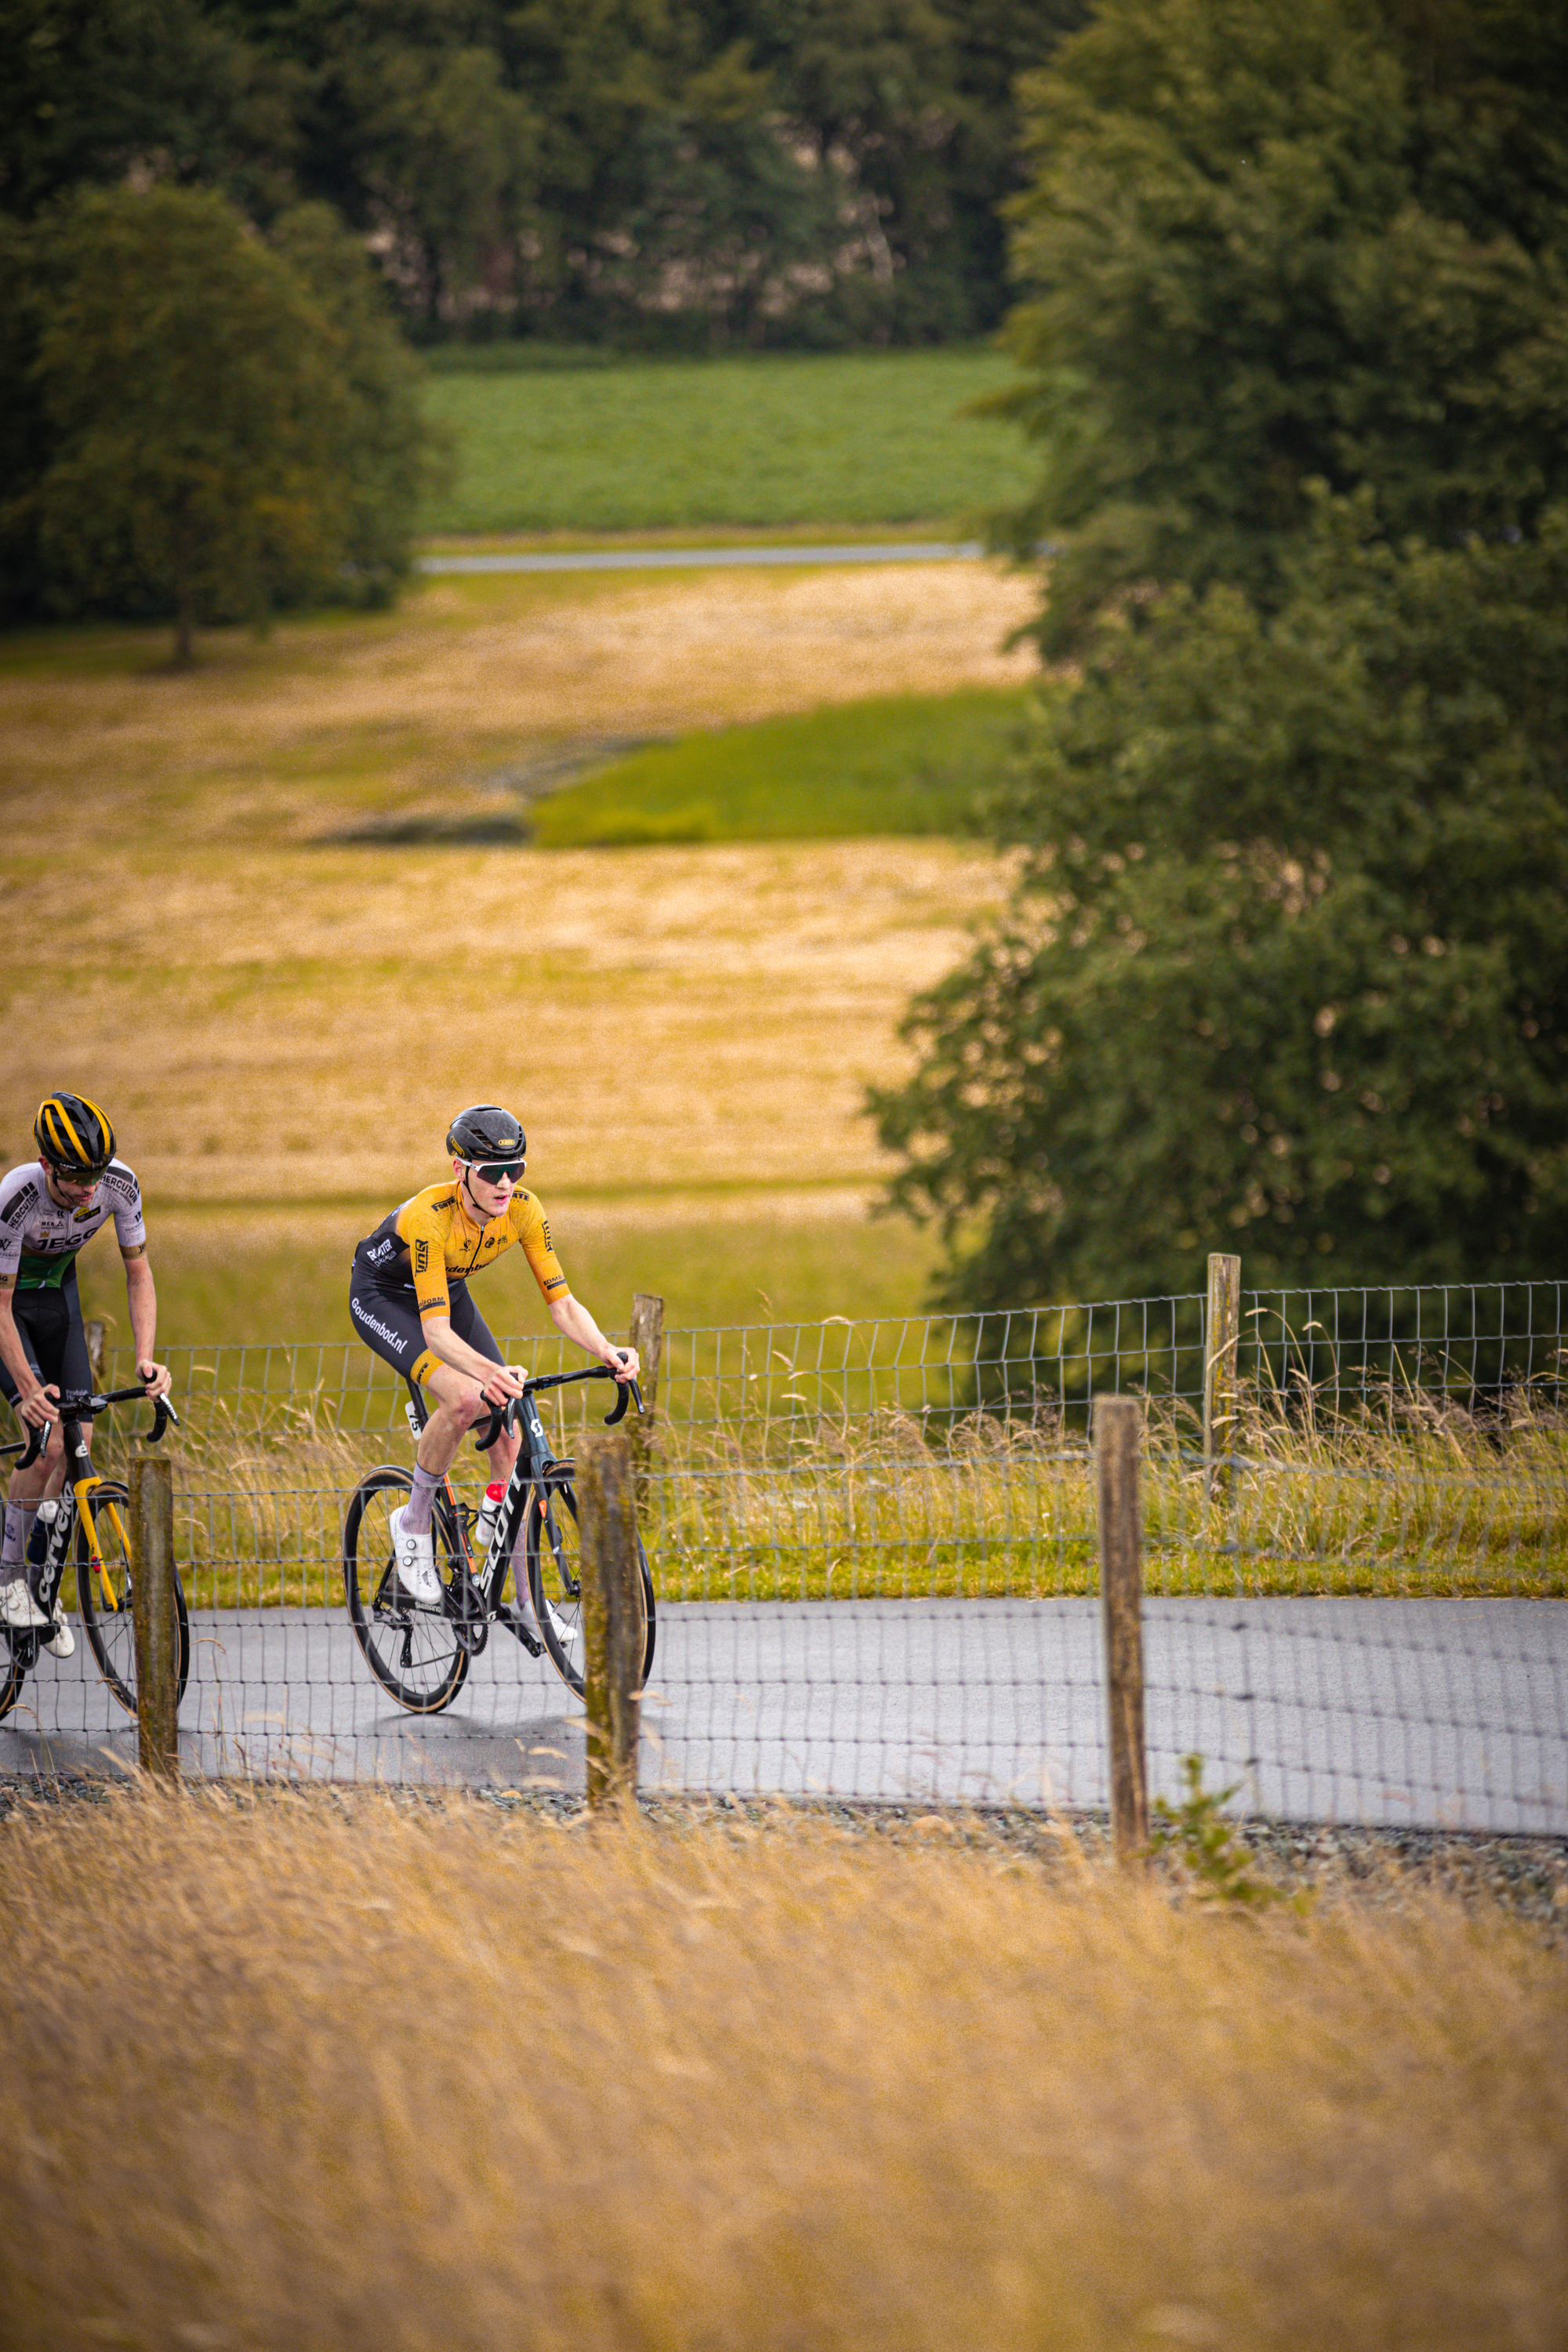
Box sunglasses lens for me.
[477,1163,523,1185]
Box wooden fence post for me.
[129,1454,179,1780]
[1095,1396,1148,1861]
[85,1319,104,1387]
[575,1428,644,1809]
[1203,1251,1242,1501]
[628,1291,663,1516]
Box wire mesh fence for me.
[79,1276,1567,1470]
[3,1281,1564,1827]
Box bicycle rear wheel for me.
[76,1481,192,1719]
[524,1469,655,1700]
[343,1468,470,1714]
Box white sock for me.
[403,1462,441,1537]
[1,1502,34,1581]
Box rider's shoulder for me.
[99,1156,140,1202]
[0,1161,45,1221]
[507,1186,544,1224]
[401,1182,459,1221]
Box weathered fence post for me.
[1095,1395,1148,1861]
[85,1319,104,1387]
[575,1428,644,1809]
[129,1454,179,1781]
[1203,1251,1242,1501]
[628,1291,663,1516]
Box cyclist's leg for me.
[349,1269,456,1597]
[2,1287,85,1649]
[2,1287,82,1560]
[400,1293,517,1510]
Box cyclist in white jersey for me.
[0,1094,170,1654]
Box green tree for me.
[871,499,1568,1303]
[0,0,270,216]
[269,201,443,601]
[30,184,400,660]
[995,0,1568,649]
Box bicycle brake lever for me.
[16,1420,49,1471]
[603,1377,643,1427]
[147,1396,178,1444]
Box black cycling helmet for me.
[445,1104,527,1171]
[34,1091,115,1178]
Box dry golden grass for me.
[0,1792,1563,2352]
[3,836,1013,1203]
[0,561,1037,839]
[0,562,1028,1211]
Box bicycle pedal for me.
[498,1602,544,1658]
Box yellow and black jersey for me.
[354,1183,568,1320]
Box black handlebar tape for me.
[471,1396,521,1453]
[603,1377,644,1426]
[16,1421,48,1471]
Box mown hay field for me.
[0,557,1033,1328]
[1,1791,1563,2352]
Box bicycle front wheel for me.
[0,1639,24,1722]
[76,1481,192,1719]
[524,1470,656,1700]
[343,1468,470,1715]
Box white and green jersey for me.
[0,1159,146,1290]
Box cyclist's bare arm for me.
[549,1294,639,1382]
[0,1279,53,1427]
[121,1246,170,1398]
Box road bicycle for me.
[0,1383,190,1722]
[343,1364,656,1715]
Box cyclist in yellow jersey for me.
[349,1104,637,1607]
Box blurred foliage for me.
[872,498,1568,1302]
[0,0,1086,347]
[2,185,435,648]
[994,0,1568,649]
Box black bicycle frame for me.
[401,1365,641,1646]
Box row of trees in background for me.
[2,0,1086,347]
[876,0,1568,1301]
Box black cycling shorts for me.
[348,1263,503,1390]
[1,1269,93,1410]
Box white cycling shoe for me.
[1,1575,48,1632]
[542,1599,580,1651]
[387,1506,444,1610]
[0,1577,71,1657]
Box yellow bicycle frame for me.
[71,1474,132,1613]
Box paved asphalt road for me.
[416,541,985,572]
[3,1599,1564,1830]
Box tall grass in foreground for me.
[0,1795,1563,2352]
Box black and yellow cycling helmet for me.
[446,1104,526,1173]
[34,1091,115,1177]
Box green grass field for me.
[420,348,1038,534]
[530,688,1031,845]
[74,1200,946,1345]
